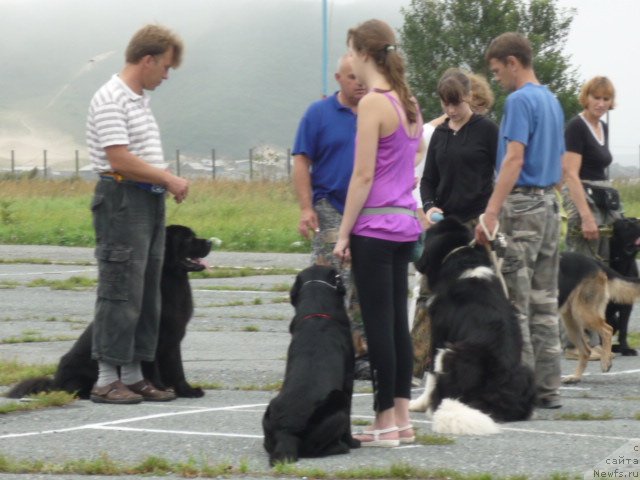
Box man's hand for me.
[475,211,499,246]
[298,208,319,239]
[581,213,599,240]
[166,176,189,203]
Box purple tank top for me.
[352,92,423,242]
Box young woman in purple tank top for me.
[333,19,426,447]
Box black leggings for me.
[350,234,414,412]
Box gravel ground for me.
[0,245,639,479]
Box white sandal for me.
[398,424,415,444]
[354,426,399,447]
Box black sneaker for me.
[537,396,562,409]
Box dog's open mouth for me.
[181,257,209,272]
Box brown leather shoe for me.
[90,380,143,404]
[126,379,177,402]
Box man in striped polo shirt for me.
[87,24,189,404]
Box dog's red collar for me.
[301,313,332,321]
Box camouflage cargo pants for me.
[500,190,562,402]
[311,199,365,354]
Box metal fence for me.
[0,147,293,181]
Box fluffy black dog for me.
[262,265,360,466]
[6,224,211,399]
[606,217,640,356]
[409,217,536,434]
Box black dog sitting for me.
[7,224,211,399]
[606,217,640,356]
[262,265,360,466]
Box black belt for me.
[99,172,166,195]
[511,185,554,195]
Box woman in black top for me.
[562,76,619,262]
[420,69,498,225]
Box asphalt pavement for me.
[0,245,639,480]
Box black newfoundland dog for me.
[409,217,536,435]
[6,225,211,399]
[262,265,360,466]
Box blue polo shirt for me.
[497,83,565,187]
[292,92,357,214]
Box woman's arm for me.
[562,151,598,240]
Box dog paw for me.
[561,375,581,384]
[409,398,427,412]
[175,385,205,398]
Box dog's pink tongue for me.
[196,258,210,269]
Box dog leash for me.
[478,214,509,297]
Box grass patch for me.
[1,332,76,344]
[192,266,298,278]
[243,325,260,332]
[0,391,76,415]
[0,178,309,252]
[0,280,19,289]
[0,258,93,266]
[270,296,289,304]
[416,433,456,446]
[351,418,371,426]
[236,381,282,391]
[27,276,97,290]
[0,360,56,385]
[555,411,613,421]
[626,331,640,348]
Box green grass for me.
[0,453,546,478]
[27,276,97,290]
[0,178,308,252]
[626,331,640,348]
[555,411,613,421]
[191,266,298,278]
[0,332,76,344]
[0,360,56,385]
[0,391,76,414]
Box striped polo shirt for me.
[87,74,167,173]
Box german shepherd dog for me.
[262,265,360,465]
[558,250,640,384]
[6,225,211,399]
[606,217,640,356]
[409,217,536,435]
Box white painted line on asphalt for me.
[0,268,97,277]
[94,425,262,439]
[0,403,268,440]
[581,368,640,376]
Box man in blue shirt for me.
[292,54,369,376]
[475,32,565,409]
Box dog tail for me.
[432,398,500,435]
[5,376,56,399]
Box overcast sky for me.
[1,0,638,165]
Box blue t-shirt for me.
[497,83,565,187]
[292,92,357,214]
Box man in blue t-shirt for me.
[292,54,369,376]
[475,32,565,409]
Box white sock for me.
[120,362,144,385]
[96,362,119,388]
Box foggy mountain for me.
[0,0,405,164]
